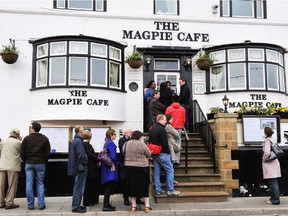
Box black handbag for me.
[97,148,112,166]
[267,140,284,162]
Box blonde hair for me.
[83,130,92,140]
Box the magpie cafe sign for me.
[122,21,209,42]
[228,94,282,108]
[47,90,109,106]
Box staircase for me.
[150,133,229,203]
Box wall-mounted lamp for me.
[183,58,192,71]
[222,95,229,113]
[144,58,151,71]
[212,4,219,14]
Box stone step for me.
[161,182,225,192]
[173,173,222,182]
[178,157,213,165]
[154,191,229,203]
[180,150,210,157]
[150,164,215,174]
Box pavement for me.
[1,195,288,216]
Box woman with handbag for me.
[262,127,281,205]
[165,114,180,184]
[124,131,152,213]
[101,129,119,211]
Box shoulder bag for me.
[98,148,113,166]
[266,140,284,162]
[147,143,162,155]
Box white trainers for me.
[155,190,165,195]
[167,190,180,196]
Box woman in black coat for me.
[82,130,101,206]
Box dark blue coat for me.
[67,134,88,176]
[101,138,118,184]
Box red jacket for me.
[165,102,186,129]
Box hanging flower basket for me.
[2,53,18,64]
[196,60,212,70]
[127,59,143,69]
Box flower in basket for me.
[0,39,19,55]
[0,39,19,64]
[125,51,143,69]
[194,53,216,70]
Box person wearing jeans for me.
[149,114,180,196]
[20,122,51,210]
[25,163,46,209]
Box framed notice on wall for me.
[41,127,70,153]
[243,115,280,144]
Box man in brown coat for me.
[0,129,22,209]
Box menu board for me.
[243,116,280,144]
[41,127,69,153]
[90,128,109,152]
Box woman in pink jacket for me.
[262,127,281,205]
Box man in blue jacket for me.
[68,125,87,213]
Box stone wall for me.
[209,113,239,195]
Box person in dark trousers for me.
[101,129,119,212]
[20,122,51,211]
[82,130,101,207]
[179,77,191,131]
[149,90,166,125]
[67,125,88,213]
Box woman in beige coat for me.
[262,127,281,205]
[165,114,180,164]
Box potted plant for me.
[207,106,224,120]
[0,39,19,64]
[125,51,143,69]
[195,53,214,70]
[275,106,288,119]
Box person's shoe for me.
[155,189,165,195]
[28,206,34,210]
[72,207,86,213]
[136,198,145,205]
[108,204,116,209]
[39,204,46,210]
[79,205,86,210]
[0,205,5,208]
[5,204,19,210]
[102,205,116,211]
[124,199,130,206]
[167,190,181,196]
[145,206,152,213]
[131,206,137,213]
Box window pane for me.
[50,57,66,85]
[267,64,278,90]
[36,59,48,87]
[156,75,167,89]
[155,59,179,70]
[91,43,107,57]
[91,58,106,86]
[57,0,65,8]
[229,63,246,89]
[110,62,120,88]
[266,50,278,62]
[279,67,285,92]
[210,65,226,91]
[37,44,48,58]
[51,42,67,55]
[68,0,93,10]
[249,63,264,89]
[70,42,88,54]
[222,0,229,16]
[256,0,263,18]
[211,51,225,63]
[109,47,121,61]
[96,0,104,10]
[248,49,264,61]
[70,57,87,85]
[155,0,177,15]
[232,0,253,17]
[278,53,284,66]
[228,49,245,61]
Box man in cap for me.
[0,129,22,209]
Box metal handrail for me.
[189,100,217,173]
[183,127,189,174]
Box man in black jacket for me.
[20,122,51,211]
[179,77,191,131]
[150,114,180,196]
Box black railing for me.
[189,100,217,173]
[183,127,189,174]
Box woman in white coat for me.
[262,127,281,205]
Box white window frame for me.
[154,72,180,94]
[154,58,180,71]
[36,59,48,88]
[49,57,66,86]
[228,49,245,62]
[37,44,48,58]
[267,64,279,91]
[91,43,107,57]
[228,63,246,90]
[210,65,226,92]
[210,50,225,64]
[50,42,67,56]
[69,41,88,54]
[68,57,88,86]
[68,0,93,10]
[109,47,121,61]
[109,61,121,89]
[90,58,107,87]
[155,0,178,15]
[248,48,264,61]
[266,50,278,63]
[248,63,265,90]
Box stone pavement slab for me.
[0,195,288,215]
